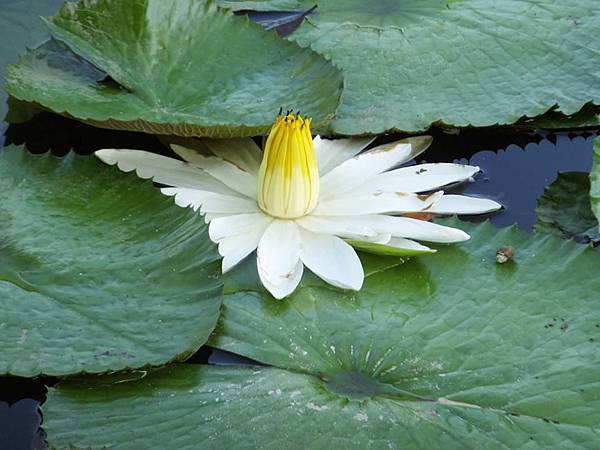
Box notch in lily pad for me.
[242,4,318,36]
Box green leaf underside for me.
[534,172,599,240]
[0,147,222,376]
[5,0,342,138]
[517,103,600,131]
[45,220,600,448]
[221,0,600,135]
[592,139,600,227]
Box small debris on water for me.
[496,246,514,264]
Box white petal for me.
[313,135,375,175]
[361,215,470,243]
[319,136,433,198]
[159,136,211,157]
[295,215,379,241]
[171,144,257,199]
[171,139,262,175]
[299,228,364,291]
[161,188,258,214]
[96,149,239,195]
[209,213,272,242]
[203,213,229,223]
[427,195,503,215]
[161,187,208,211]
[314,191,443,216]
[365,233,392,244]
[257,220,302,298]
[260,261,304,300]
[350,163,480,194]
[199,193,259,214]
[218,218,271,273]
[302,214,468,243]
[349,237,435,256]
[204,139,263,175]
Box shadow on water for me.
[0,111,598,449]
[455,132,595,230]
[0,377,50,449]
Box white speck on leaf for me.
[306,402,329,411]
[353,412,369,422]
[18,329,28,345]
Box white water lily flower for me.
[96,113,501,299]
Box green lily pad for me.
[592,139,600,227]
[517,104,600,131]
[0,0,64,124]
[0,147,222,377]
[222,0,600,135]
[534,172,599,243]
[43,220,600,448]
[5,0,342,137]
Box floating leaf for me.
[6,0,342,137]
[244,5,317,37]
[43,220,600,447]
[517,104,600,131]
[592,139,600,228]
[0,147,222,376]
[221,0,600,135]
[534,172,599,244]
[0,0,64,125]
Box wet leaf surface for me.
[43,220,600,448]
[591,138,600,227]
[0,148,222,376]
[0,0,65,140]
[221,0,600,135]
[535,172,599,245]
[6,0,342,137]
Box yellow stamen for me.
[257,112,319,219]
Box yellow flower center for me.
[257,112,320,219]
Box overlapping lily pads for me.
[518,104,600,131]
[43,220,600,448]
[0,147,222,376]
[592,138,600,226]
[0,0,64,125]
[222,0,600,135]
[534,172,599,243]
[5,0,343,137]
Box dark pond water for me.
[0,110,597,448]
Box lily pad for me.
[534,172,599,244]
[592,139,600,227]
[221,0,600,135]
[0,147,222,376]
[43,220,600,447]
[0,0,64,127]
[245,5,317,37]
[517,104,600,131]
[5,0,342,137]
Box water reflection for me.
[457,132,594,230]
[0,377,48,449]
